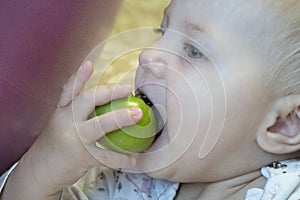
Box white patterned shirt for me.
[61,167,179,200]
[1,159,300,200]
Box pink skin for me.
[3,0,297,199]
[1,62,141,200]
[133,0,277,183]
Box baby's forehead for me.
[167,0,275,46]
[168,0,271,25]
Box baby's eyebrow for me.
[189,23,206,34]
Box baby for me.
[1,0,300,199]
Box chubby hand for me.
[21,61,141,192]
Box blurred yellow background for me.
[86,0,170,89]
[111,0,170,34]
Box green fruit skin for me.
[93,94,157,154]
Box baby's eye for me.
[152,27,165,36]
[184,44,205,59]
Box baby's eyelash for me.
[183,43,207,61]
[151,28,208,62]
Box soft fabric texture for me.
[0,0,122,174]
[0,163,18,193]
[61,167,179,200]
[245,159,300,200]
[1,160,300,199]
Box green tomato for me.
[93,94,157,154]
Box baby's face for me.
[134,0,275,182]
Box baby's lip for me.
[143,106,167,153]
[135,89,166,151]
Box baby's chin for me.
[131,138,180,178]
[143,162,184,183]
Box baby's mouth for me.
[135,93,153,107]
[135,91,165,148]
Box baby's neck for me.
[175,170,266,200]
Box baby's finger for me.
[76,108,142,144]
[72,84,132,121]
[57,61,93,108]
[87,145,136,169]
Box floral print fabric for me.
[61,167,179,200]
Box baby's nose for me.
[139,48,167,78]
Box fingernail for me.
[130,108,142,122]
[79,61,92,72]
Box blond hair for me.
[266,1,300,96]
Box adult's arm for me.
[0,0,122,174]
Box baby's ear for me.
[257,94,300,154]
